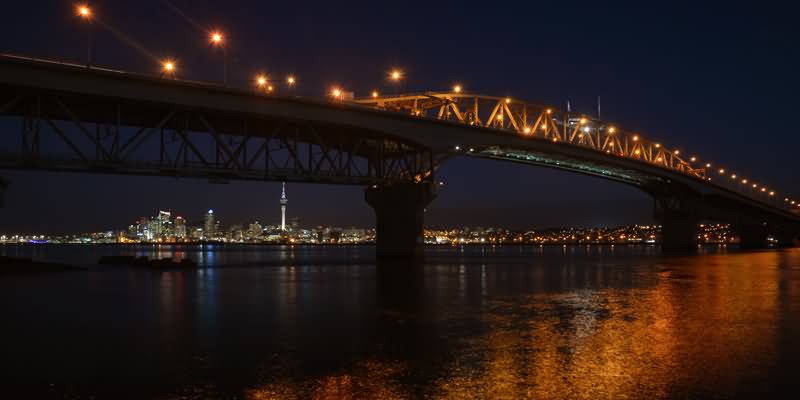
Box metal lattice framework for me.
[354,93,796,213]
[0,92,435,185]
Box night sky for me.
[0,0,797,233]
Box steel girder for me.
[0,90,434,185]
[355,93,795,214]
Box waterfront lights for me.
[454,145,461,150]
[742,179,748,184]
[256,75,267,87]
[706,163,712,168]
[719,168,725,174]
[372,90,379,98]
[331,87,342,99]
[453,84,462,93]
[731,174,737,179]
[287,75,296,86]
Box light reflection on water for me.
[1,245,799,398]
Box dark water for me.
[1,244,800,399]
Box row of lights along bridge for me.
[74,4,798,211]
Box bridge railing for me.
[354,93,796,214]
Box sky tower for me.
[280,182,288,231]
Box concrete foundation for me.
[776,230,797,248]
[365,183,436,259]
[661,213,699,252]
[0,177,7,208]
[739,224,770,249]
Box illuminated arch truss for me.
[355,93,793,212]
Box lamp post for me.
[77,5,92,66]
[210,31,226,85]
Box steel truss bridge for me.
[0,54,797,257]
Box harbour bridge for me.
[0,54,798,257]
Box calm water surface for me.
[1,244,799,399]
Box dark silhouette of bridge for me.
[1,55,798,257]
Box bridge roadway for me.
[0,54,797,257]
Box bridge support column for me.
[366,183,436,259]
[661,212,699,252]
[739,224,770,249]
[775,228,797,248]
[0,177,7,208]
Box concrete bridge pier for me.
[776,228,798,248]
[366,183,436,259]
[0,177,7,208]
[661,212,699,252]
[739,224,770,249]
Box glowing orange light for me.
[634,149,641,155]
[210,31,224,45]
[77,5,91,18]
[580,118,587,124]
[162,60,176,73]
[719,168,725,174]
[655,143,661,148]
[371,91,379,98]
[690,157,697,162]
[332,88,341,97]
[287,76,296,85]
[523,127,531,133]
[608,127,616,134]
[505,98,511,104]
[546,108,552,114]
[390,70,402,81]
[256,75,267,87]
[632,135,639,141]
[674,150,680,155]
[453,84,462,93]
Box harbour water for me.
[1,244,799,398]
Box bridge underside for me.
[0,89,434,186]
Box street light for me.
[209,30,227,85]
[287,75,296,87]
[255,74,268,89]
[162,60,176,78]
[76,4,92,65]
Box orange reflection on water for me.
[243,249,799,399]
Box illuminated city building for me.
[280,182,288,231]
